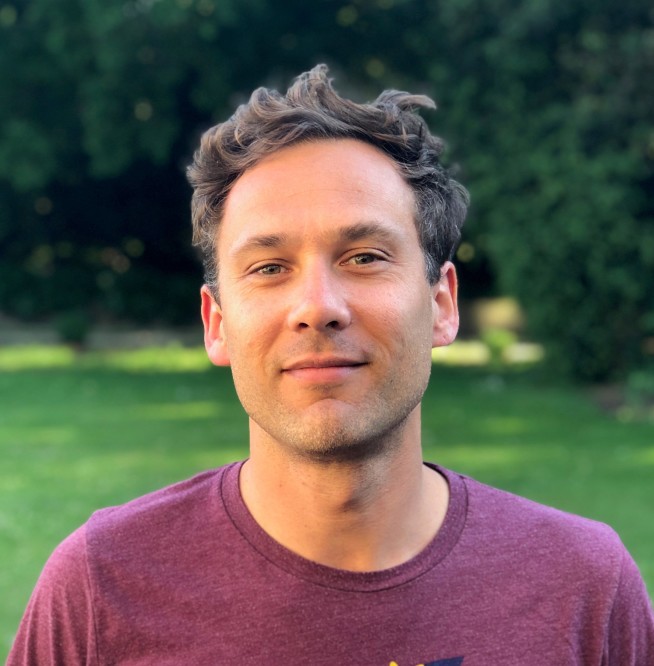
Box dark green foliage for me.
[0,0,652,379]
[54,309,91,345]
[458,1,654,380]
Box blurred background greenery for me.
[0,0,653,381]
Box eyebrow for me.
[340,222,400,244]
[229,221,401,259]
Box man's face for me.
[202,139,458,461]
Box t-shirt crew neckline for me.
[220,461,467,592]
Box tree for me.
[1,0,652,380]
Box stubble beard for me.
[246,373,429,465]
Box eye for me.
[256,263,285,275]
[345,252,382,266]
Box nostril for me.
[286,280,352,331]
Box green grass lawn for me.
[1,344,653,659]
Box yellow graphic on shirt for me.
[388,657,463,666]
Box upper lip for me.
[282,356,366,371]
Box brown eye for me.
[349,253,378,265]
[258,264,284,275]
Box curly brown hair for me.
[187,64,468,293]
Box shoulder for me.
[441,468,634,600]
[21,463,234,591]
[458,470,625,555]
[86,464,233,546]
[442,469,654,660]
[7,526,96,665]
[8,464,241,664]
[46,524,90,581]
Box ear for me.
[200,285,231,366]
[432,261,459,348]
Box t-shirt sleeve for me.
[604,545,654,664]
[7,525,98,666]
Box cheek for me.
[384,292,433,341]
[223,313,276,366]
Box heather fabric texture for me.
[8,463,654,665]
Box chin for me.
[249,392,421,464]
[269,413,412,465]
[290,436,390,465]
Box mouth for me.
[281,357,366,383]
[283,357,365,371]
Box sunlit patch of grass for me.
[432,444,530,469]
[432,340,489,365]
[503,342,544,364]
[86,345,211,373]
[0,344,211,373]
[632,447,654,466]
[431,340,544,367]
[0,426,76,448]
[130,401,222,420]
[0,345,77,370]
[482,415,534,437]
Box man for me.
[9,65,654,665]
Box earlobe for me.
[432,261,459,348]
[200,285,231,366]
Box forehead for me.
[219,139,416,253]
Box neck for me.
[239,413,449,571]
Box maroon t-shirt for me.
[8,463,654,665]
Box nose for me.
[286,261,351,332]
